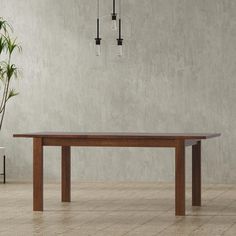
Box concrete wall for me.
[0,0,235,183]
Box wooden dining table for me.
[13,132,220,216]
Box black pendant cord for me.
[117,0,123,45]
[97,18,99,38]
[119,18,121,39]
[95,0,101,45]
[112,0,117,20]
[95,18,101,45]
[113,0,116,14]
[117,18,123,45]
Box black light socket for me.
[117,38,123,45]
[111,13,117,20]
[95,38,101,45]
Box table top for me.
[13,132,221,140]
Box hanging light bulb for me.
[111,15,117,31]
[118,43,123,57]
[95,38,101,56]
[117,0,123,57]
[111,0,117,31]
[95,0,102,56]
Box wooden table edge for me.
[13,133,221,140]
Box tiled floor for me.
[0,182,236,235]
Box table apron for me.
[42,138,178,148]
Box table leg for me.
[192,141,201,206]
[62,146,71,202]
[175,140,185,216]
[33,138,43,211]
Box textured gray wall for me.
[0,0,235,183]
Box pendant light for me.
[117,0,123,57]
[111,0,117,31]
[95,0,101,56]
[94,0,124,57]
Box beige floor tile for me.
[223,222,236,236]
[189,216,236,236]
[123,214,182,236]
[158,215,213,235]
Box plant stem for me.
[0,54,11,130]
[0,99,6,130]
[0,78,10,129]
[0,82,7,111]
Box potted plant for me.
[0,17,21,131]
[0,17,21,183]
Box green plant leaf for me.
[3,35,22,55]
[6,64,18,80]
[0,37,6,54]
[0,17,13,34]
[7,89,19,100]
